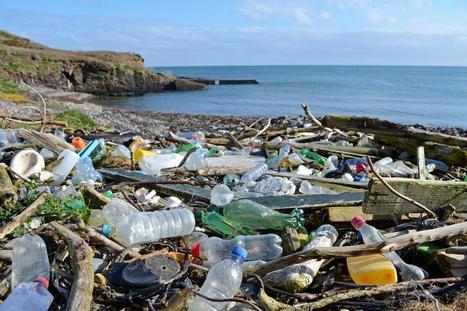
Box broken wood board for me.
[436,247,467,277]
[363,177,467,215]
[267,171,367,192]
[99,168,364,210]
[328,205,420,222]
[321,115,467,148]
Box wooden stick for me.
[301,104,348,137]
[246,118,271,144]
[417,146,428,180]
[226,132,244,149]
[248,221,467,275]
[366,156,437,218]
[19,129,75,155]
[0,192,49,239]
[50,222,94,311]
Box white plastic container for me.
[210,184,234,206]
[112,208,196,245]
[188,247,247,311]
[9,149,45,178]
[299,180,336,194]
[0,277,53,311]
[352,216,426,281]
[52,149,80,183]
[186,232,282,267]
[138,153,184,175]
[11,235,50,288]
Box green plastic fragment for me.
[175,143,197,153]
[201,211,256,238]
[298,149,326,166]
[103,191,113,199]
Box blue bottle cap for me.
[231,246,247,261]
[102,224,112,237]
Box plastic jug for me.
[52,149,80,183]
[346,254,397,285]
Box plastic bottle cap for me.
[72,136,87,150]
[351,216,366,230]
[191,243,201,257]
[34,276,49,289]
[231,246,247,261]
[102,224,112,237]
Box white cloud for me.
[239,0,313,25]
[327,0,372,10]
[320,11,332,20]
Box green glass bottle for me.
[298,149,326,166]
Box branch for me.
[50,222,94,311]
[0,192,49,239]
[246,118,271,144]
[366,156,437,218]
[301,104,347,137]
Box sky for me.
[1,0,467,66]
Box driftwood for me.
[417,146,428,180]
[0,192,49,239]
[81,188,110,209]
[0,164,17,208]
[302,104,347,137]
[248,222,467,276]
[50,221,94,311]
[436,247,467,277]
[19,129,76,155]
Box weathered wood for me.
[363,178,467,215]
[321,115,467,148]
[50,221,94,311]
[204,138,230,145]
[196,166,253,176]
[265,142,389,158]
[327,205,418,222]
[248,222,467,276]
[436,247,467,277]
[0,164,17,208]
[160,288,195,311]
[417,146,427,180]
[81,188,109,209]
[19,129,76,155]
[0,192,49,240]
[267,171,367,191]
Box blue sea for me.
[97,66,467,128]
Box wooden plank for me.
[328,205,418,222]
[436,247,467,277]
[267,171,368,191]
[363,178,467,215]
[417,146,427,180]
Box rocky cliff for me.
[0,30,206,96]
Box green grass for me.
[0,79,22,94]
[54,109,95,129]
[3,59,25,73]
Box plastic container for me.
[133,149,156,162]
[0,277,53,311]
[138,153,184,175]
[52,149,80,183]
[223,199,304,231]
[184,149,208,171]
[186,232,282,267]
[240,162,268,183]
[112,208,196,245]
[111,145,131,159]
[102,198,139,227]
[0,129,20,148]
[351,216,427,281]
[210,184,234,206]
[264,225,338,292]
[188,246,247,311]
[71,157,102,185]
[9,149,45,178]
[298,149,326,166]
[11,235,50,288]
[373,157,417,177]
[346,254,397,285]
[268,143,291,169]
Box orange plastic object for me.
[347,254,397,285]
[72,137,86,150]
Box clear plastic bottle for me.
[264,225,338,292]
[138,153,184,175]
[11,235,50,288]
[299,181,336,195]
[0,277,53,311]
[102,198,139,227]
[71,157,103,185]
[188,246,247,311]
[268,143,291,169]
[351,216,427,281]
[112,208,196,245]
[186,232,282,267]
[210,184,234,206]
[240,163,268,183]
[52,149,80,183]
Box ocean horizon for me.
[96,65,467,128]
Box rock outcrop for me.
[0,30,206,96]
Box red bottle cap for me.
[72,136,86,150]
[351,216,366,230]
[191,243,201,257]
[34,276,49,289]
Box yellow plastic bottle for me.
[347,254,398,285]
[133,149,156,162]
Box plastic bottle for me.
[138,153,184,175]
[102,198,139,228]
[111,208,196,245]
[0,277,53,311]
[346,254,397,285]
[268,143,291,169]
[188,246,247,311]
[0,129,20,148]
[240,163,268,183]
[52,149,80,183]
[210,184,234,206]
[264,225,338,292]
[298,149,326,166]
[223,199,304,231]
[11,235,50,288]
[299,180,336,195]
[351,216,427,281]
[71,157,103,185]
[186,232,282,267]
[111,145,131,159]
